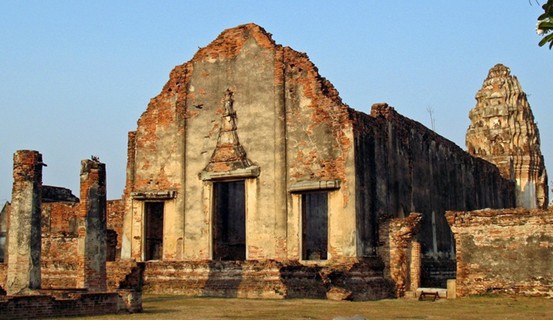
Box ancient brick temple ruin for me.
[466,64,548,209]
[117,23,516,298]
[0,23,550,303]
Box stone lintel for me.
[131,190,177,200]
[200,166,260,181]
[289,179,341,193]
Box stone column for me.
[6,150,44,295]
[76,159,107,291]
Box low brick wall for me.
[0,292,120,319]
[446,208,553,297]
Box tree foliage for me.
[537,0,553,49]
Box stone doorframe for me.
[201,176,258,261]
[129,190,177,261]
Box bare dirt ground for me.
[72,294,553,320]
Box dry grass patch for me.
[70,294,553,320]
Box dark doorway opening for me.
[302,192,328,260]
[212,180,246,261]
[145,202,164,261]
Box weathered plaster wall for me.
[123,23,357,262]
[352,104,516,258]
[280,44,356,261]
[446,208,553,297]
[183,26,279,260]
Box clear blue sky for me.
[1,1,552,203]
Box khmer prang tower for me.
[466,64,548,209]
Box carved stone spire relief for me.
[466,64,548,209]
[200,89,259,180]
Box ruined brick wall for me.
[0,293,120,319]
[446,208,553,297]
[107,199,124,260]
[352,104,516,259]
[378,213,422,297]
[41,234,79,289]
[40,200,80,289]
[42,202,79,235]
[123,23,357,262]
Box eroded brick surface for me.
[378,213,422,297]
[446,208,553,297]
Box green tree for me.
[537,0,553,49]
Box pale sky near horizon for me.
[1,1,552,203]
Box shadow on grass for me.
[143,295,190,303]
[139,308,179,315]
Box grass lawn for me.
[69,294,553,320]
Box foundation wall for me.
[141,259,393,300]
[0,293,120,319]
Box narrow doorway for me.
[212,180,246,261]
[302,192,328,260]
[144,202,164,261]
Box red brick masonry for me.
[446,208,553,297]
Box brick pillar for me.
[76,159,107,291]
[409,240,421,291]
[6,150,44,295]
[388,213,422,297]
